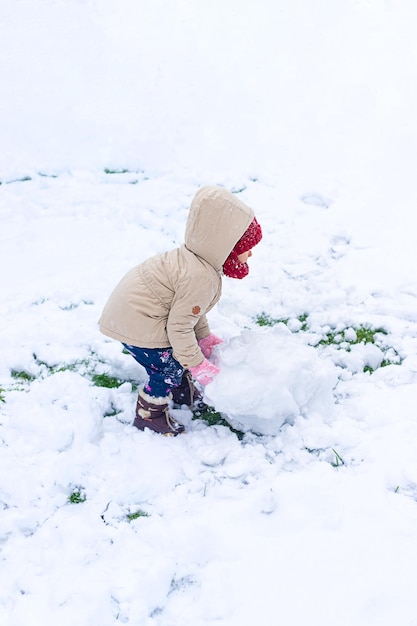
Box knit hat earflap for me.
[234,217,262,255]
[223,217,262,279]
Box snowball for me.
[205,326,339,436]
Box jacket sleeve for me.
[166,275,218,369]
[194,314,210,341]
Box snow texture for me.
[205,326,339,435]
[2,1,417,625]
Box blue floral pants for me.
[123,344,184,397]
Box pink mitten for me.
[198,334,223,359]
[190,359,220,386]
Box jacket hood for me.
[184,186,254,270]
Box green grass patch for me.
[318,331,339,346]
[193,406,244,439]
[91,373,125,388]
[68,490,86,504]
[317,325,400,372]
[319,325,388,347]
[380,358,396,368]
[306,446,346,467]
[255,312,286,327]
[7,369,37,393]
[104,168,130,174]
[255,312,388,347]
[331,448,345,468]
[7,176,32,184]
[355,326,387,343]
[0,387,5,402]
[254,314,400,374]
[34,352,132,388]
[126,509,150,521]
[297,313,309,330]
[59,300,94,311]
[255,312,309,330]
[32,354,90,376]
[10,369,36,382]
[13,352,140,393]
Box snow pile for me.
[2,170,417,626]
[205,325,338,435]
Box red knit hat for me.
[223,217,262,279]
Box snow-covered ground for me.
[2,2,417,625]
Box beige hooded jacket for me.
[98,186,254,368]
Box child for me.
[98,185,262,436]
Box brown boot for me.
[171,370,208,414]
[133,388,185,436]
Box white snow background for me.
[2,1,417,624]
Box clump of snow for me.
[205,325,338,435]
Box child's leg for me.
[171,370,206,411]
[123,344,184,397]
[123,344,185,435]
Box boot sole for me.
[133,416,185,436]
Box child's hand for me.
[190,359,220,386]
[198,334,223,359]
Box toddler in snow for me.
[99,185,262,435]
